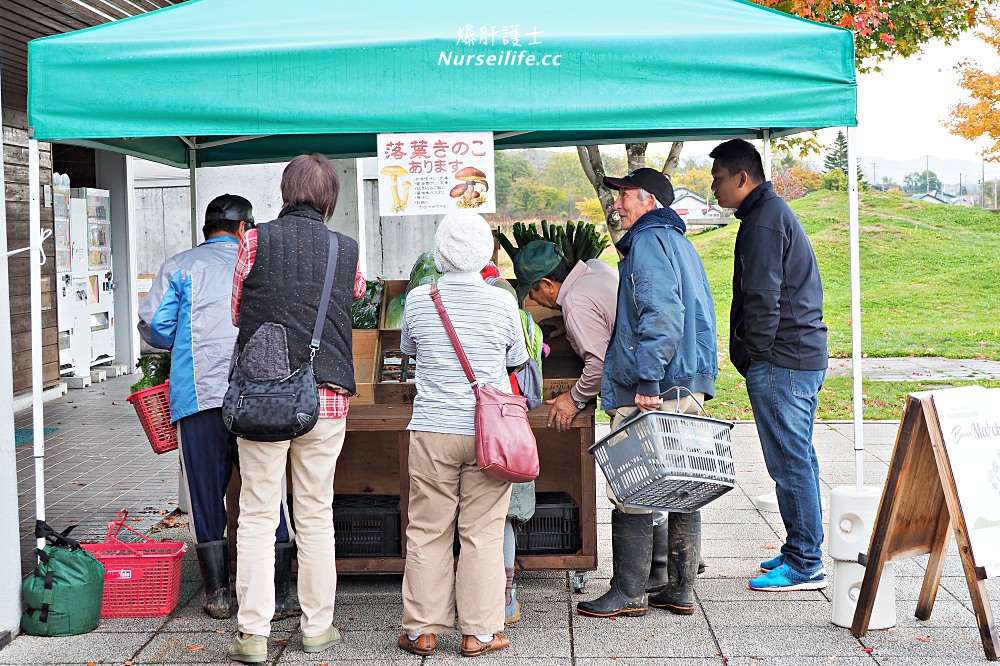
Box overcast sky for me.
[846,27,999,162]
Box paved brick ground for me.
[14,375,177,575]
[7,371,999,664]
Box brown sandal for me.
[460,633,509,657]
[398,633,436,656]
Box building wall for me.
[3,106,59,393]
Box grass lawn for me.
[590,189,1000,421]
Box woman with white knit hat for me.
[397,212,528,658]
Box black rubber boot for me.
[273,542,302,621]
[699,557,707,575]
[649,511,701,615]
[647,514,669,593]
[577,511,652,617]
[196,539,232,619]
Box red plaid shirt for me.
[232,228,366,419]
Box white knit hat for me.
[433,212,494,273]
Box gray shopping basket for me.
[588,390,735,512]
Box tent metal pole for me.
[0,91,24,635]
[761,129,771,178]
[846,126,864,488]
[28,139,47,550]
[189,148,199,248]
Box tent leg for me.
[0,91,24,635]
[846,126,864,488]
[761,129,772,178]
[189,148,199,248]
[28,139,47,550]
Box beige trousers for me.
[235,417,346,638]
[402,430,512,636]
[606,394,705,515]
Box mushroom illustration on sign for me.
[450,166,489,208]
[380,165,410,212]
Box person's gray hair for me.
[636,188,663,208]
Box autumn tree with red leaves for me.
[579,0,985,239]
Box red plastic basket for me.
[82,510,188,618]
[127,381,178,454]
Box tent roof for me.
[28,0,856,168]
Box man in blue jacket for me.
[138,194,296,619]
[577,168,717,619]
[710,139,828,592]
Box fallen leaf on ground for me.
[68,481,87,486]
[274,639,288,646]
[916,635,935,643]
[762,545,777,550]
[187,645,205,651]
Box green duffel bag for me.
[21,521,104,636]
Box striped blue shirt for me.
[401,271,529,435]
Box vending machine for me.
[54,173,90,377]
[70,187,116,366]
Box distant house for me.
[911,191,950,205]
[671,187,726,226]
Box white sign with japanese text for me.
[376,132,495,216]
[931,385,1000,568]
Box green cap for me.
[513,240,565,305]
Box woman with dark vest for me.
[227,154,365,663]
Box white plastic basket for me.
[589,393,735,512]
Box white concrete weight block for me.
[829,485,882,562]
[831,560,896,629]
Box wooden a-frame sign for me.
[851,388,1000,660]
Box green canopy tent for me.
[28,0,856,167]
[21,0,869,500]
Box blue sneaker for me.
[759,554,784,572]
[748,563,827,592]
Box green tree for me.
[824,131,849,172]
[821,169,849,191]
[540,151,594,203]
[495,151,535,213]
[673,167,714,202]
[902,171,942,193]
[507,178,568,218]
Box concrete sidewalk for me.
[6,373,999,664]
[827,357,1000,382]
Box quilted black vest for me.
[237,205,358,394]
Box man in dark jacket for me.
[577,168,717,619]
[710,139,828,592]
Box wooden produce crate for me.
[379,279,408,330]
[351,329,378,405]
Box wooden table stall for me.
[227,280,598,577]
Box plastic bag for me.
[406,253,441,294]
[384,294,406,329]
[130,352,171,393]
[351,278,385,329]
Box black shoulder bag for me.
[222,232,339,442]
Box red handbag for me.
[430,285,539,483]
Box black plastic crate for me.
[333,494,401,558]
[515,492,581,555]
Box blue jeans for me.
[745,361,825,574]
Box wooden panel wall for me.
[3,106,59,393]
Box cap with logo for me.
[512,240,565,306]
[602,167,675,207]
